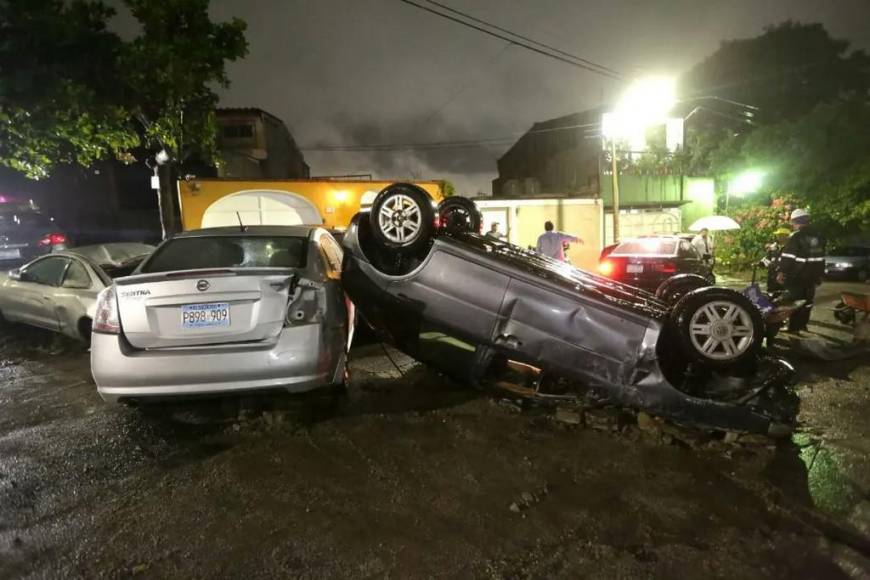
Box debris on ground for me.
[554,406,582,425]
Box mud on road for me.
[1,284,870,579]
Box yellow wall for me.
[515,203,602,271]
[476,198,603,271]
[178,179,444,231]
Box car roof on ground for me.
[172,225,320,238]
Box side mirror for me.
[8,268,21,281]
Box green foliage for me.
[122,0,248,164]
[0,0,247,179]
[715,197,794,271]
[679,21,870,238]
[681,21,870,124]
[738,99,870,232]
[436,180,456,198]
[0,0,139,178]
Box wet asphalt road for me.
[1,281,869,578]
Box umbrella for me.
[689,216,740,232]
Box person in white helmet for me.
[776,208,826,333]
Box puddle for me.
[794,432,864,515]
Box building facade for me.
[493,107,715,246]
[216,108,310,179]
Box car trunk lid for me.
[115,269,294,349]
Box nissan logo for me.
[196,280,210,292]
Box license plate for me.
[181,302,230,329]
[0,249,20,260]
[627,264,644,273]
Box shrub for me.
[715,196,794,272]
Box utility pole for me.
[610,138,620,243]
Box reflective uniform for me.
[761,242,783,294]
[779,226,826,332]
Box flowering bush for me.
[715,197,795,272]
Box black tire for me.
[437,197,482,234]
[369,183,436,255]
[78,318,93,343]
[655,274,710,305]
[833,301,856,326]
[671,288,764,370]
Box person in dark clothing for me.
[777,208,826,333]
[762,228,791,294]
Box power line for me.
[422,0,622,77]
[395,0,622,79]
[301,121,602,152]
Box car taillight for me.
[38,232,67,246]
[598,259,615,277]
[93,287,120,334]
[656,261,677,274]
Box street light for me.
[727,169,765,210]
[602,76,676,242]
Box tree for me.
[0,0,139,178]
[436,179,456,198]
[681,21,870,125]
[0,0,247,235]
[678,22,870,236]
[738,98,870,232]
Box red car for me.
[598,235,715,293]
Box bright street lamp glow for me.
[730,170,765,196]
[603,76,677,139]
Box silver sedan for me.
[0,243,154,341]
[90,226,351,404]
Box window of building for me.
[221,124,255,139]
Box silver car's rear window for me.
[141,236,307,273]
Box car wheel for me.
[369,183,436,255]
[437,197,481,234]
[655,274,710,305]
[672,288,763,369]
[78,318,93,345]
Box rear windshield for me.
[611,238,677,256]
[141,236,307,273]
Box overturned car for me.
[341,183,796,436]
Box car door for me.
[679,240,708,278]
[12,256,70,329]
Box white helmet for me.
[790,208,810,221]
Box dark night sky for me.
[121,0,870,194]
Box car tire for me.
[671,288,763,370]
[437,197,481,234]
[369,183,436,255]
[78,318,92,344]
[655,274,710,305]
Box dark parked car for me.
[340,184,795,436]
[0,210,69,264]
[825,246,869,282]
[598,235,714,292]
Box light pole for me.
[601,76,676,243]
[609,138,621,242]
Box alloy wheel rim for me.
[378,194,422,244]
[688,300,754,360]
